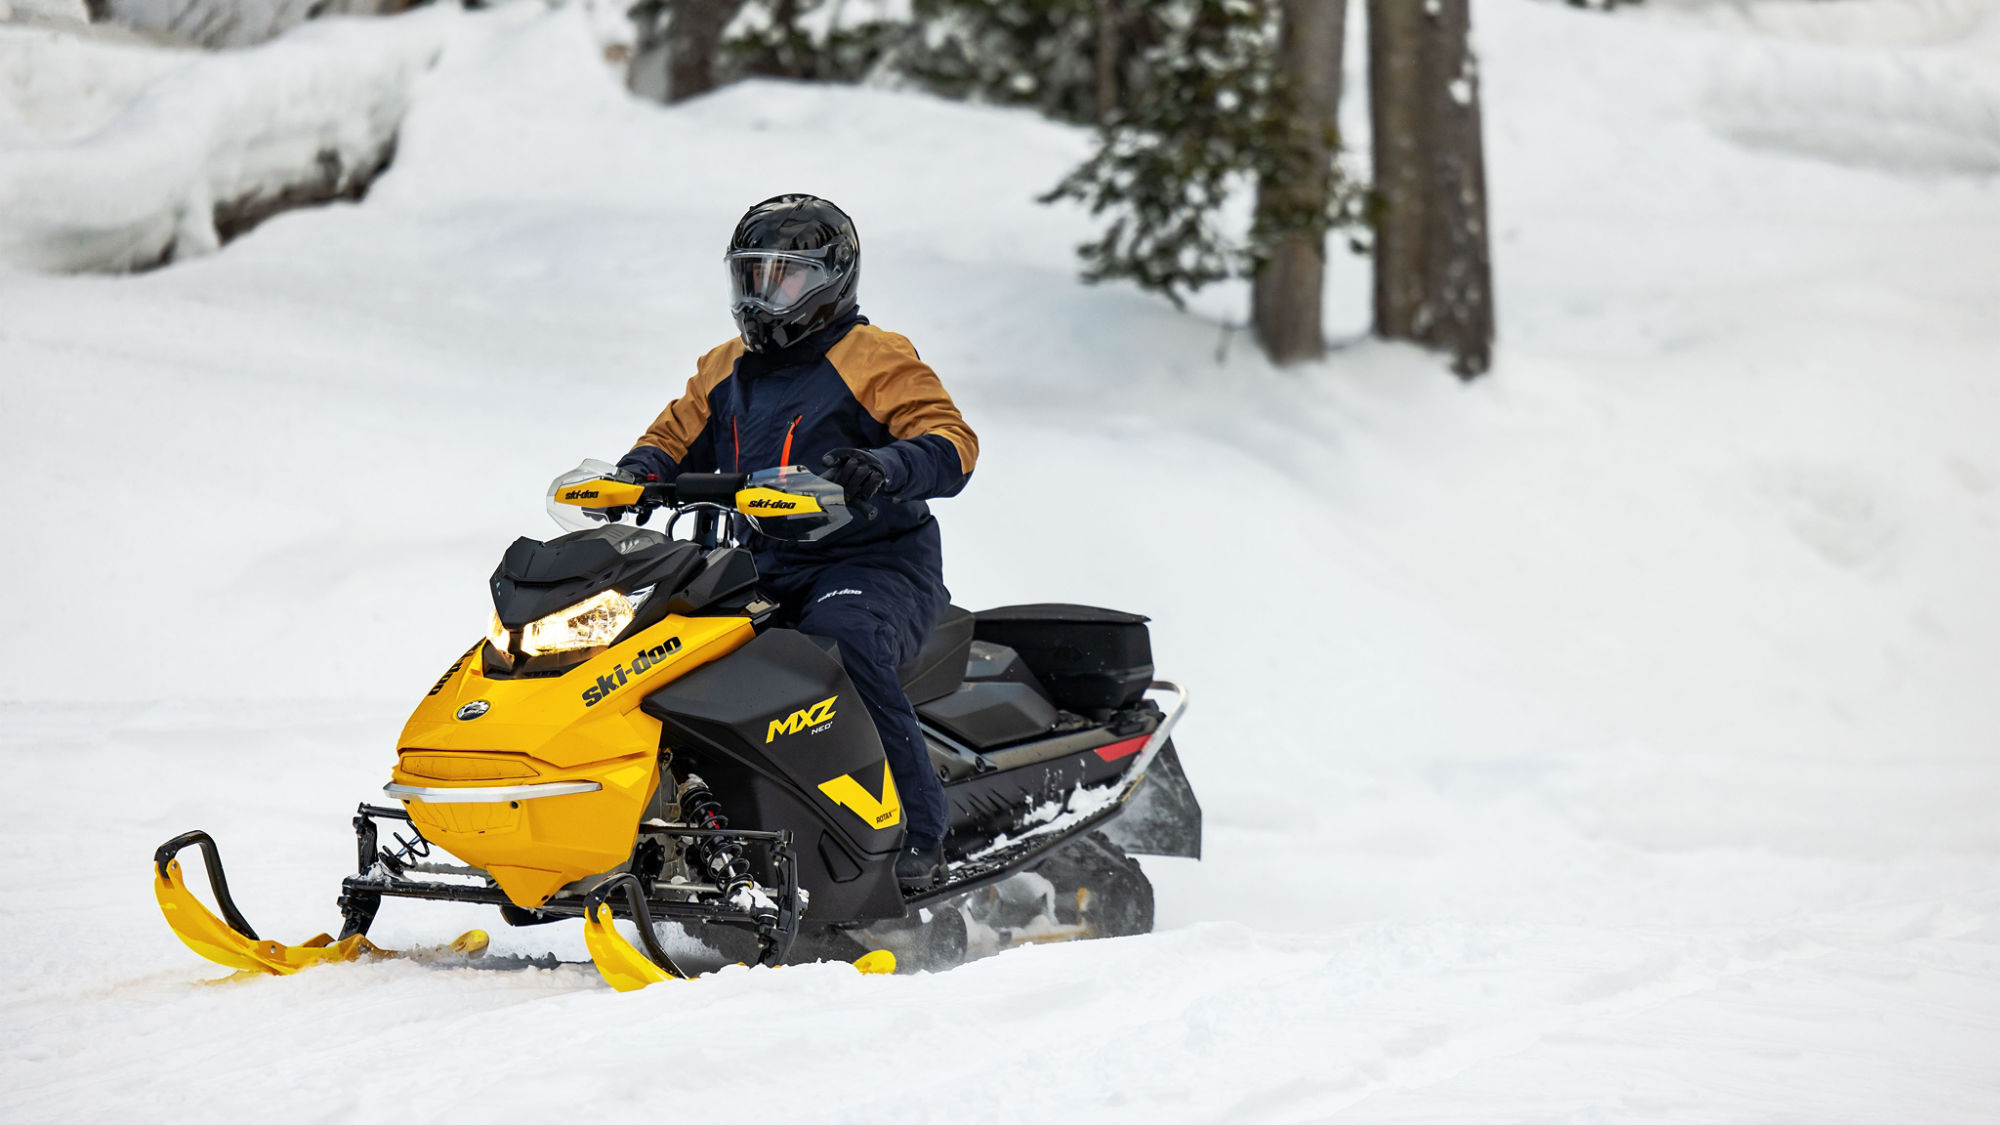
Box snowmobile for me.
[153,462,1197,988]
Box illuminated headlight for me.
[486,612,512,656]
[518,588,646,656]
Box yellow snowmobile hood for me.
[390,614,753,908]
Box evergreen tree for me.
[890,0,1168,125]
[727,0,904,83]
[1039,0,1364,317]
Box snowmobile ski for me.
[155,830,489,977]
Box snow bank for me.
[0,10,451,272]
[1715,0,1996,47]
[97,0,325,49]
[0,0,90,25]
[1692,0,2000,172]
[0,24,190,147]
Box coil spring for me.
[379,829,430,875]
[678,775,753,901]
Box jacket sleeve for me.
[827,329,978,501]
[625,341,741,477]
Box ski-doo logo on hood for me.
[427,644,479,697]
[767,696,837,742]
[581,636,683,707]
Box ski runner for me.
[617,194,977,891]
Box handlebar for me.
[668,473,749,506]
[549,463,854,544]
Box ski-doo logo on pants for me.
[767,695,837,742]
[580,636,683,707]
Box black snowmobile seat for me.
[918,680,1060,748]
[897,604,974,705]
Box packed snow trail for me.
[4,2,1999,1121]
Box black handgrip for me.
[674,472,749,505]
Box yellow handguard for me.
[551,478,648,509]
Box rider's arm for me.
[623,342,741,478]
[827,329,978,501]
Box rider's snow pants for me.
[766,555,948,849]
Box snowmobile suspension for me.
[335,803,803,965]
[678,775,758,911]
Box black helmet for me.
[725,194,860,353]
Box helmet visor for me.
[727,250,835,314]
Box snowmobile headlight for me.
[519,588,647,656]
[486,612,512,657]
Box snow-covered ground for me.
[4,1,1999,1120]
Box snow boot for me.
[895,841,944,892]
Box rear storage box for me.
[971,604,1153,714]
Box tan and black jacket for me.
[623,313,977,570]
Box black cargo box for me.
[971,604,1153,714]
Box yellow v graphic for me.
[817,762,901,830]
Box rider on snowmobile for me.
[617,193,977,891]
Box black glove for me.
[821,447,890,504]
[617,447,674,483]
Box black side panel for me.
[1097,741,1202,859]
[972,604,1154,713]
[641,629,906,922]
[918,681,1059,749]
[664,548,760,615]
[897,604,975,706]
[937,726,1137,850]
[962,640,1050,696]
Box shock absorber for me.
[677,774,755,905]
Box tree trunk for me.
[661,0,746,103]
[1422,0,1494,377]
[1096,0,1122,125]
[1368,0,1428,343]
[1368,0,1494,378]
[1251,0,1347,366]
